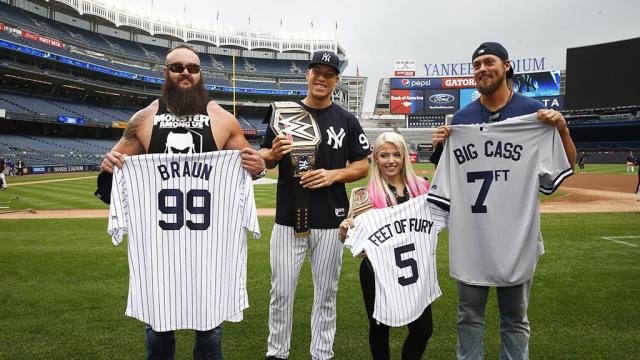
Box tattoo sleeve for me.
[123,114,140,141]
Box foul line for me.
[8,176,96,186]
[600,236,640,247]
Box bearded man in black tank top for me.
[100,45,265,360]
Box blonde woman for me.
[339,132,432,360]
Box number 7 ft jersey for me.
[108,150,260,331]
[427,113,572,286]
[344,195,445,327]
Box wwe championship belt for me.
[270,101,321,237]
[348,187,373,218]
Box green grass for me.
[1,172,100,184]
[0,162,567,211]
[1,214,639,359]
[0,174,107,210]
[578,163,635,174]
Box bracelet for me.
[252,168,268,180]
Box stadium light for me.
[95,90,121,96]
[5,74,52,85]
[63,84,85,90]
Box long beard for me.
[476,72,506,95]
[162,76,209,116]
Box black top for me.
[387,183,410,205]
[0,159,5,172]
[261,100,371,228]
[148,98,218,154]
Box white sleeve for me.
[427,138,452,213]
[539,127,573,195]
[241,171,261,239]
[107,166,128,246]
[428,200,449,233]
[344,215,368,256]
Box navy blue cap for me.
[472,42,514,78]
[308,51,340,74]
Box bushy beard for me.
[476,71,506,95]
[162,75,209,116]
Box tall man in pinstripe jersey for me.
[259,51,371,360]
[100,45,266,360]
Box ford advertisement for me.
[423,89,459,115]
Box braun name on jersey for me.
[156,160,213,181]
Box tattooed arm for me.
[100,103,155,173]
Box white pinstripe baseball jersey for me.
[427,113,573,286]
[344,194,444,327]
[108,150,260,331]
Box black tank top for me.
[148,98,218,154]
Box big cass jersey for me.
[345,195,445,326]
[427,113,572,286]
[108,151,260,331]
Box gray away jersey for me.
[427,113,572,286]
[108,150,260,331]
[345,195,445,326]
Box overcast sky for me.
[115,0,639,112]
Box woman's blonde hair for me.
[367,132,429,208]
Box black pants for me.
[360,258,433,360]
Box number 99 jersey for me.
[427,113,573,287]
[108,150,260,331]
[344,195,445,327]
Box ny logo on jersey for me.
[326,126,345,149]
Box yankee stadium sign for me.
[423,57,546,77]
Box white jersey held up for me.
[108,150,260,331]
[344,195,445,327]
[427,113,572,286]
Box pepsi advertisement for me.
[511,71,561,97]
[390,77,442,90]
[423,89,459,115]
[390,90,424,114]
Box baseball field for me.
[0,164,638,359]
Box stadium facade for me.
[0,0,362,171]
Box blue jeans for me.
[456,280,532,360]
[145,324,223,360]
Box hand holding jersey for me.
[430,41,577,360]
[427,113,572,285]
[345,194,444,327]
[108,151,260,331]
[101,45,264,359]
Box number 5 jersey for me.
[108,150,260,331]
[427,113,573,287]
[344,195,446,326]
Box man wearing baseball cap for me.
[430,42,576,359]
[260,50,370,359]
